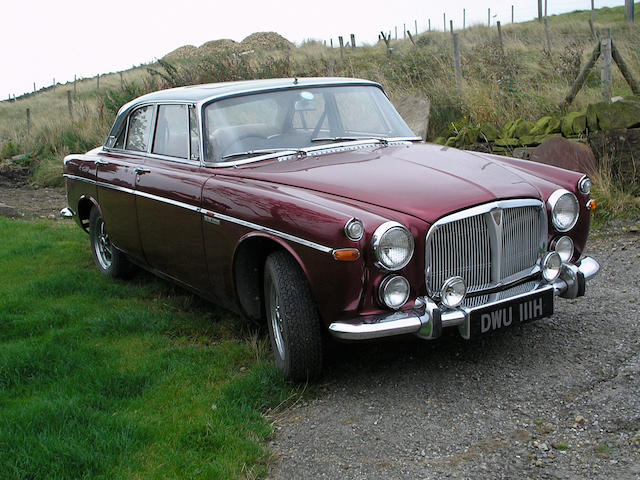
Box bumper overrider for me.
[329,256,599,341]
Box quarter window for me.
[189,106,200,160]
[125,105,153,152]
[152,105,188,158]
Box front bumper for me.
[328,256,599,341]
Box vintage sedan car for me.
[62,77,599,381]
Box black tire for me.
[264,251,323,382]
[89,207,134,279]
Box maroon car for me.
[62,77,599,381]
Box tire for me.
[89,207,134,279]
[264,251,323,382]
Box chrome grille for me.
[425,200,546,298]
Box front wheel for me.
[89,207,134,279]
[264,251,323,382]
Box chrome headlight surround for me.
[440,276,467,309]
[552,235,574,262]
[378,275,410,310]
[372,221,414,271]
[541,251,562,282]
[344,217,364,241]
[548,189,579,232]
[578,176,592,195]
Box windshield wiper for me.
[220,148,307,161]
[310,136,389,146]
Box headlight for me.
[542,252,562,282]
[578,176,592,195]
[440,276,467,309]
[379,275,410,309]
[553,235,574,262]
[548,189,579,232]
[372,221,414,270]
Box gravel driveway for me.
[270,232,640,479]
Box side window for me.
[152,105,188,158]
[189,106,200,160]
[125,106,153,152]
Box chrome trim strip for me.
[62,174,333,253]
[60,207,75,219]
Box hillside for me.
[0,5,638,194]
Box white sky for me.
[0,0,626,98]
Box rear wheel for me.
[89,207,134,279]
[264,251,323,382]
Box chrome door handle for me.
[95,159,109,166]
[134,167,151,175]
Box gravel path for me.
[270,233,640,479]
[0,185,67,219]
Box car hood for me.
[231,143,543,223]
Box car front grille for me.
[425,200,547,298]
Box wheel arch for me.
[232,233,309,322]
[77,195,100,232]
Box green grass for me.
[0,218,294,479]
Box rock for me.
[561,111,587,137]
[575,415,586,424]
[589,100,640,131]
[393,94,431,140]
[479,123,501,142]
[587,103,599,131]
[505,118,534,138]
[0,202,17,217]
[529,136,597,175]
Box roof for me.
[120,77,380,111]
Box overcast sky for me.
[1,0,625,98]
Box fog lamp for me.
[379,275,410,310]
[542,252,562,282]
[553,236,574,262]
[440,276,466,309]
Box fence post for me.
[67,91,73,120]
[120,72,124,90]
[611,40,640,94]
[452,33,463,86]
[488,8,491,27]
[74,74,77,94]
[511,5,514,23]
[330,38,333,48]
[626,0,635,23]
[338,36,344,60]
[589,19,597,40]
[463,9,466,29]
[53,78,56,93]
[497,21,504,55]
[428,19,431,31]
[538,0,542,22]
[601,30,613,102]
[350,33,356,49]
[415,19,417,35]
[403,23,406,39]
[450,20,454,34]
[26,108,31,136]
[33,82,36,93]
[544,17,552,57]
[395,26,398,40]
[97,74,100,90]
[443,13,446,32]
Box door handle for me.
[134,167,151,175]
[95,159,109,166]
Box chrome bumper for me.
[328,256,600,341]
[60,207,75,219]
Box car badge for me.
[491,208,503,225]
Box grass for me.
[0,218,295,479]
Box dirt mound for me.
[199,39,239,55]
[240,32,293,51]
[163,45,199,60]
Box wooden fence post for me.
[563,42,601,106]
[395,26,398,40]
[415,19,418,35]
[544,17,552,57]
[611,40,640,94]
[488,8,491,27]
[330,38,333,48]
[443,13,446,32]
[350,34,356,49]
[452,33,463,85]
[601,30,613,102]
[538,0,543,22]
[338,36,344,60]
[67,91,73,120]
[626,0,635,23]
[33,82,36,94]
[26,108,31,136]
[463,9,466,29]
[53,78,56,93]
[74,74,77,94]
[511,5,514,23]
[497,21,504,55]
[120,72,124,90]
[589,19,597,40]
[428,19,431,31]
[97,74,100,90]
[450,20,453,35]
[403,23,406,39]
[407,31,416,45]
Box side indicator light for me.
[587,199,597,211]
[332,248,361,262]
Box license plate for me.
[466,287,554,338]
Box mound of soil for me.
[199,39,239,55]
[163,45,199,61]
[240,32,293,51]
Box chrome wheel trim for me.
[95,217,113,270]
[269,283,286,360]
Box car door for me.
[95,104,154,264]
[135,104,211,291]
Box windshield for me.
[203,85,415,163]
